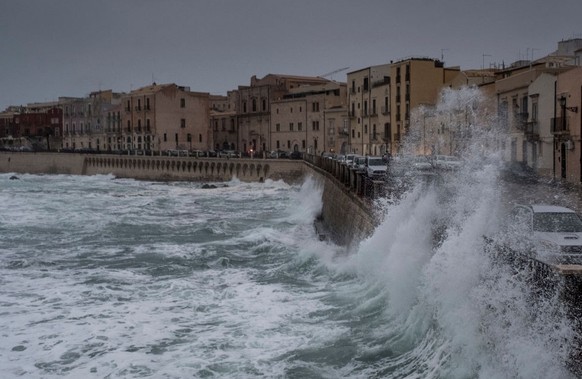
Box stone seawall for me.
[0,152,305,183]
[303,162,378,248]
[0,152,378,247]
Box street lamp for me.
[560,96,579,114]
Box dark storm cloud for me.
[1,0,581,109]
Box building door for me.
[561,143,567,179]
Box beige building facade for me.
[210,91,239,152]
[347,64,391,156]
[270,82,347,155]
[555,66,582,183]
[237,74,330,155]
[389,58,460,155]
[120,84,210,154]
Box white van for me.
[365,156,388,178]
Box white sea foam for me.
[325,86,579,378]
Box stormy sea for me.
[1,87,580,378]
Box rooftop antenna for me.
[482,54,491,69]
[440,48,449,63]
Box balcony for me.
[514,112,528,130]
[348,111,356,118]
[551,117,570,135]
[525,121,540,141]
[338,127,349,136]
[381,106,390,115]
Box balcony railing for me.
[514,112,528,130]
[381,106,390,115]
[338,127,349,136]
[525,121,540,141]
[551,117,570,134]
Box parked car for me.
[343,154,356,166]
[219,150,239,158]
[502,204,582,265]
[270,150,289,159]
[411,155,434,171]
[290,150,303,160]
[365,156,388,178]
[190,150,207,157]
[351,155,366,171]
[434,155,462,170]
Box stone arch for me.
[263,164,270,177]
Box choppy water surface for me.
[1,89,580,379]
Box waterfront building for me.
[495,57,575,178]
[120,83,210,154]
[347,64,391,156]
[237,74,330,156]
[61,90,123,152]
[389,58,460,155]
[10,102,62,151]
[210,91,239,152]
[0,109,17,140]
[555,66,582,183]
[270,81,347,156]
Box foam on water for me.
[325,86,579,378]
[1,87,579,378]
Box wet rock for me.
[201,184,217,189]
[9,175,19,180]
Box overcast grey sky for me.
[1,0,581,110]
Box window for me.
[290,122,294,131]
[137,119,141,132]
[243,101,247,113]
[302,140,306,148]
[163,133,167,142]
[363,77,369,91]
[252,99,257,112]
[312,121,319,131]
[276,123,280,132]
[298,122,302,131]
[262,99,266,111]
[364,125,368,134]
[312,102,320,112]
[199,134,202,143]
[276,140,280,149]
[146,98,150,110]
[175,133,178,143]
[180,98,185,108]
[181,119,186,128]
[287,140,291,149]
[127,120,131,132]
[146,119,150,132]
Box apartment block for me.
[555,66,582,182]
[61,90,123,152]
[237,74,330,155]
[390,58,460,155]
[495,57,574,176]
[270,82,347,155]
[120,83,210,153]
[347,64,391,156]
[210,90,239,151]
